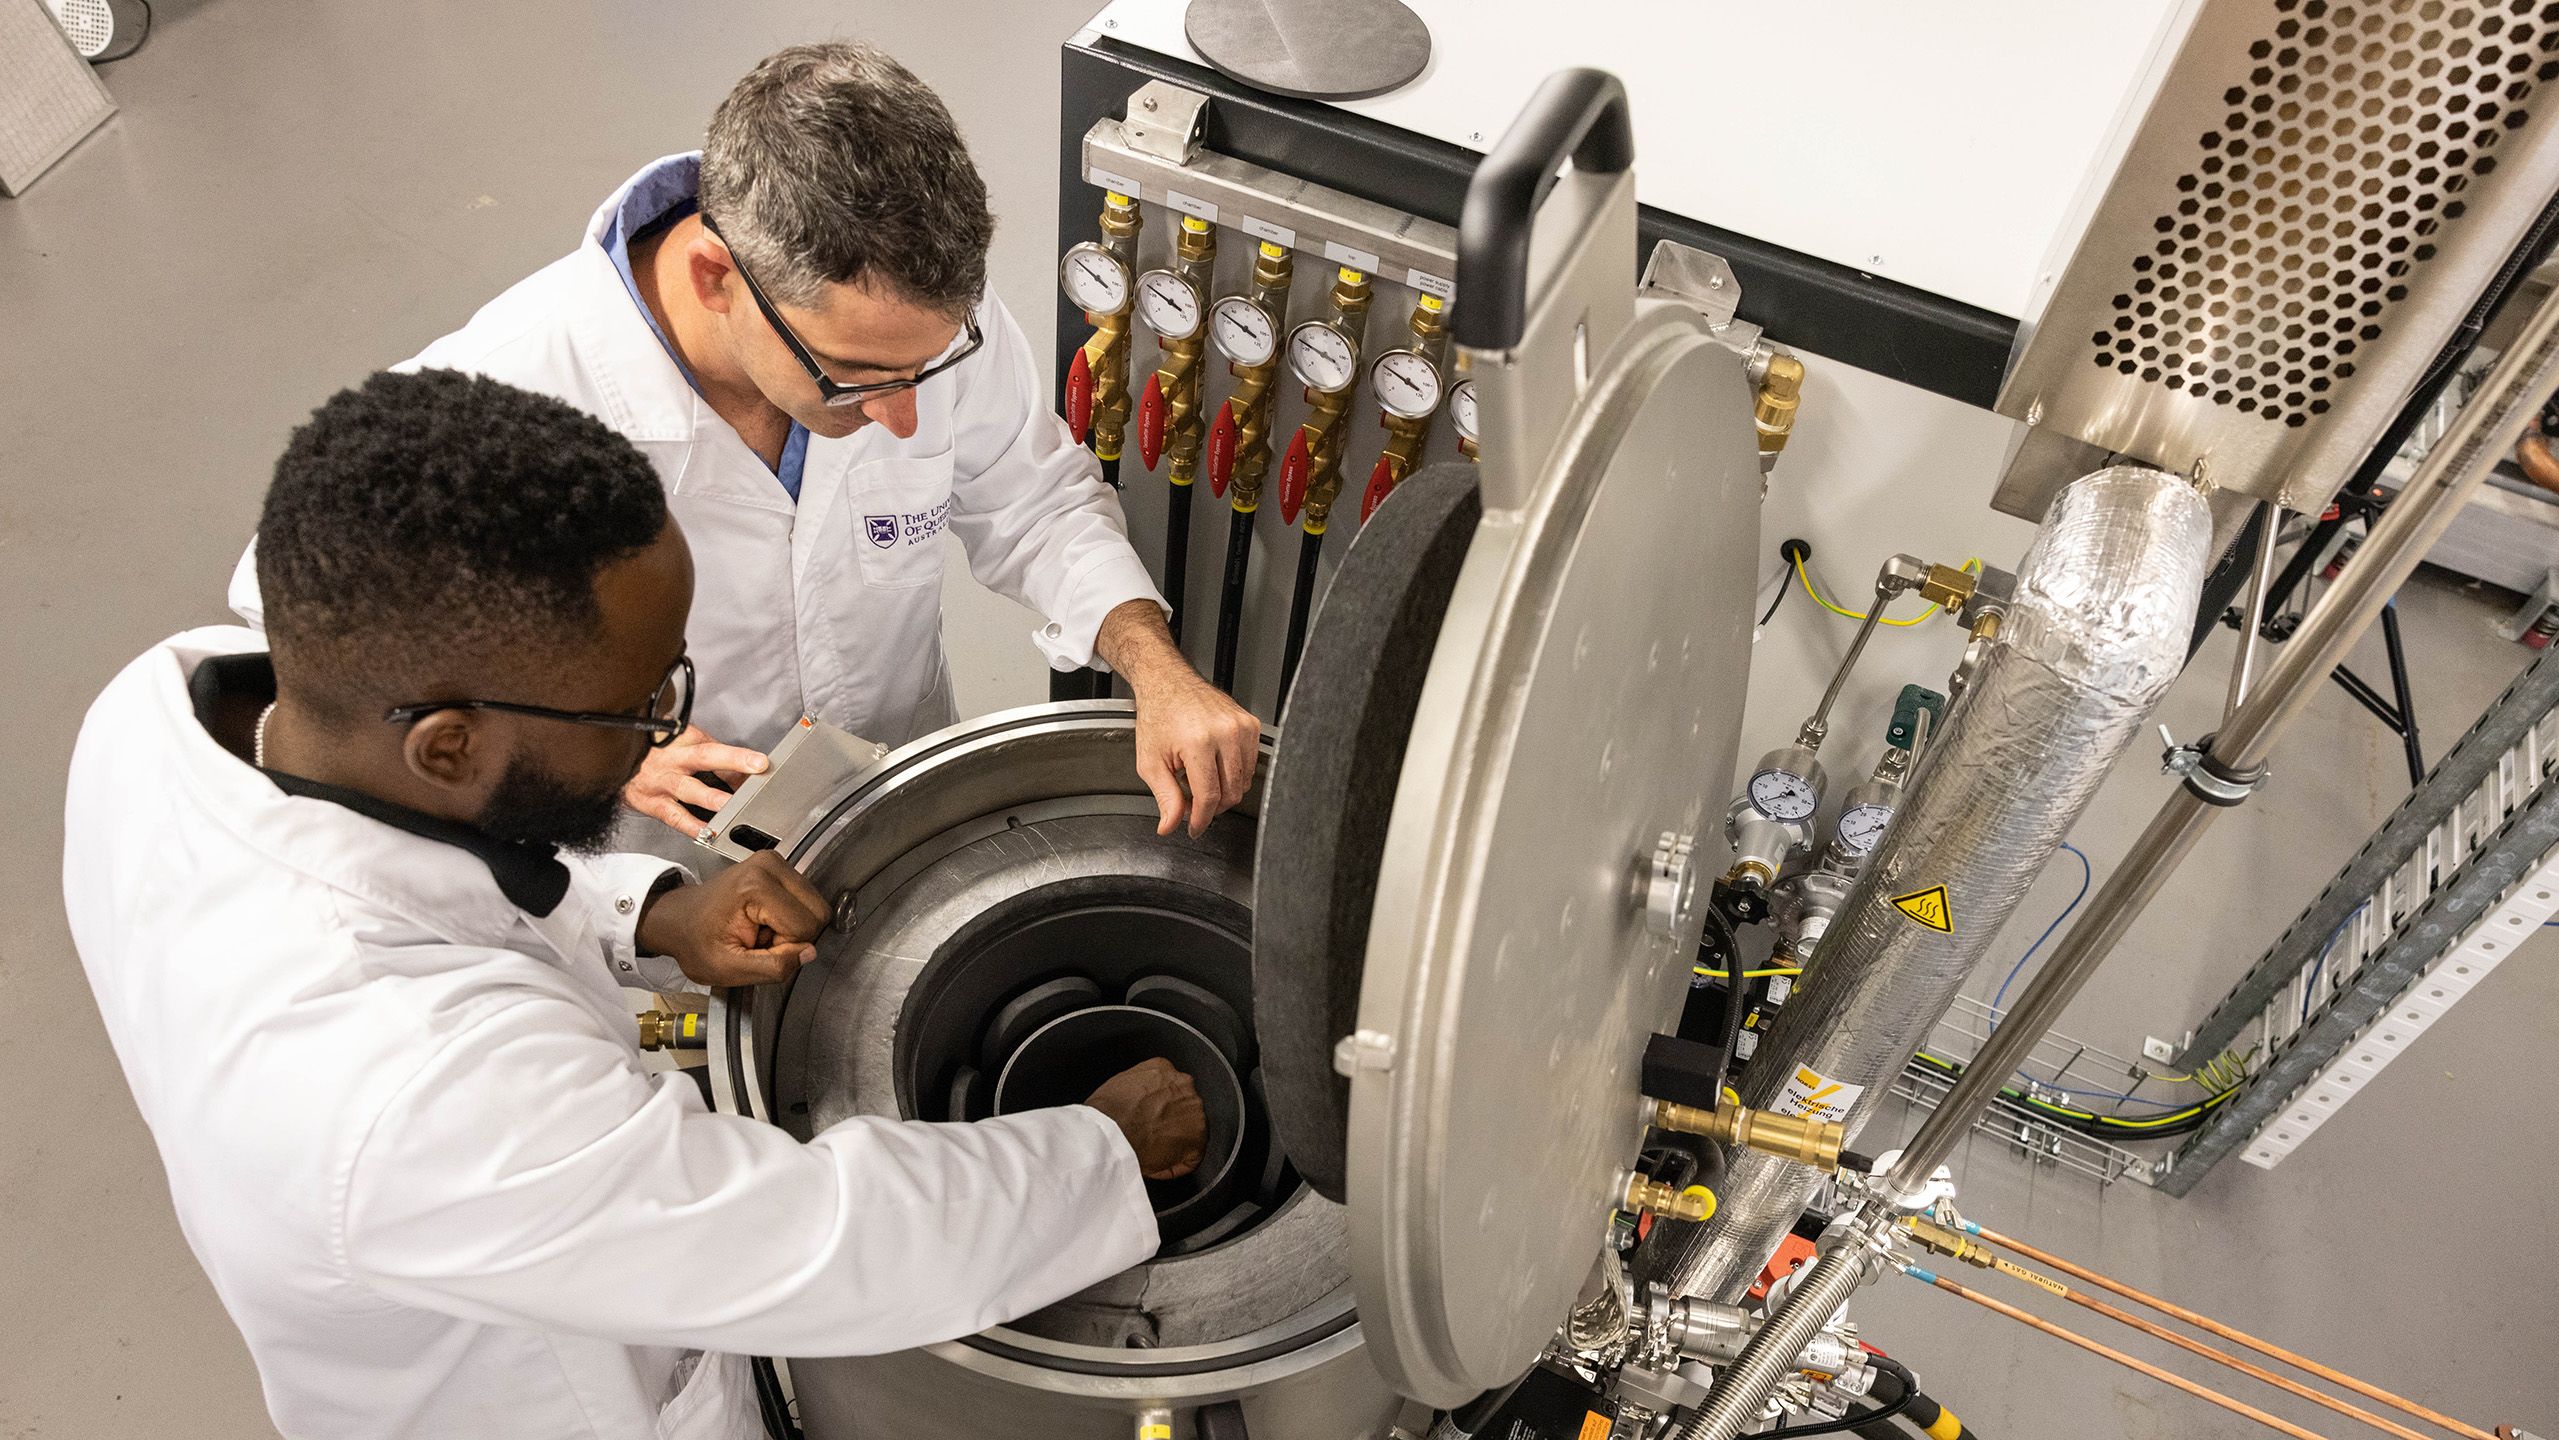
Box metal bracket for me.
[2159,727,2267,807]
[1639,240,1766,360]
[1121,80,1206,164]
[1332,1028,1398,1076]
[2492,565,2559,644]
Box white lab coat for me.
[230,155,1163,755]
[62,628,1158,1440]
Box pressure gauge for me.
[1370,350,1443,419]
[1135,270,1203,340]
[1058,242,1130,315]
[1449,378,1479,443]
[1835,801,1894,856]
[1747,767,1820,822]
[1286,320,1358,393]
[1210,295,1278,366]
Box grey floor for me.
[3,4,2553,1438]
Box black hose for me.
[1750,1356,1920,1439]
[1165,481,1194,645]
[751,1355,804,1440]
[1276,529,1325,711]
[1213,505,1255,692]
[1433,1370,1532,1439]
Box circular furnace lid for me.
[1183,0,1432,102]
[1342,306,1764,1405]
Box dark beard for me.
[477,754,624,856]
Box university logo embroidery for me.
[865,515,899,549]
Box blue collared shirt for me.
[600,155,809,501]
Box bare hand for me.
[635,851,831,987]
[1134,674,1261,839]
[1083,1058,1206,1180]
[1092,600,1262,838]
[622,724,770,836]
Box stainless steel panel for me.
[1995,0,2559,518]
[1083,112,1459,293]
[1350,297,1763,1406]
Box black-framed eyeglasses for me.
[384,655,695,748]
[700,213,984,408]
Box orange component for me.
[1279,429,1311,526]
[1360,453,1397,524]
[1748,1233,1819,1303]
[1065,349,1094,443]
[1137,373,1166,470]
[1208,401,1239,497]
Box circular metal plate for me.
[1183,0,1432,102]
[1349,308,1764,1405]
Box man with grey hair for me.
[232,41,1259,843]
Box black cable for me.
[2256,182,2559,634]
[1749,1357,1920,1440]
[93,0,152,62]
[1759,581,1790,628]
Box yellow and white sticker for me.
[1891,883,1953,934]
[1774,1064,1863,1124]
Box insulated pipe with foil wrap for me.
[1643,465,2213,1306]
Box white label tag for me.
[1765,975,1794,1006]
[1240,214,1296,248]
[1407,268,1454,299]
[1773,1065,1863,1125]
[1323,239,1382,274]
[1165,189,1218,223]
[1087,165,1141,199]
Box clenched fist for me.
[1083,1058,1207,1180]
[635,851,832,987]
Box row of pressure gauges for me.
[1061,240,1478,451]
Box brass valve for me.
[1755,351,1805,460]
[1143,215,1217,482]
[1362,292,1451,522]
[1279,266,1374,535]
[1623,1174,1719,1223]
[637,1009,707,1052]
[1216,241,1296,513]
[1072,193,1142,470]
[1900,1216,1995,1269]
[1650,1098,1847,1172]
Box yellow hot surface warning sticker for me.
[1891,884,1953,933]
[1775,1065,1863,1124]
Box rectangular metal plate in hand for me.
[696,716,888,864]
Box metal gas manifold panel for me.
[1995,0,2559,519]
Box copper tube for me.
[1991,1262,2442,1440]
[1974,1227,2495,1440]
[1916,1271,2336,1440]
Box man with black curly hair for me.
[228,40,1262,846]
[65,370,1204,1440]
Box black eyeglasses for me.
[700,213,984,408]
[384,655,695,748]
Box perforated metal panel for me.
[1995,0,2559,519]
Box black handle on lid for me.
[1453,68,1634,351]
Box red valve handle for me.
[1065,349,1094,444]
[1137,373,1166,471]
[1360,454,1398,524]
[1207,402,1239,497]
[1278,429,1311,526]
